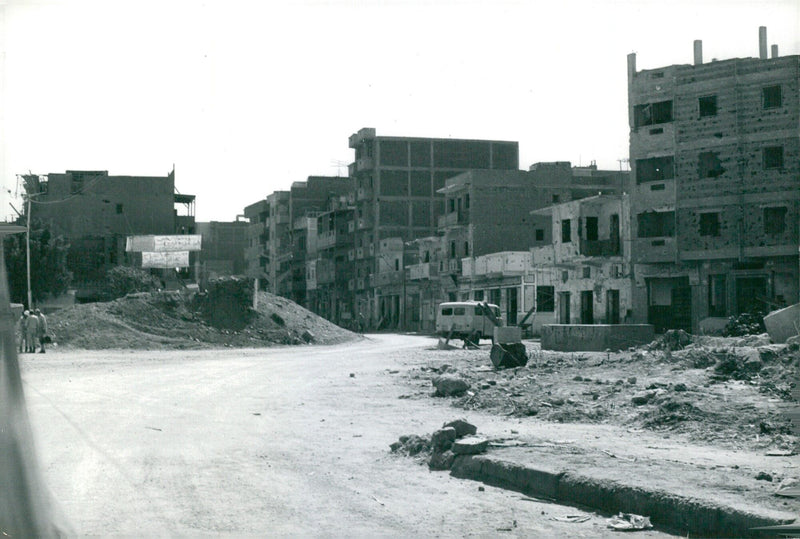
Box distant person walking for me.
[34,309,47,353]
[18,311,28,353]
[25,310,39,353]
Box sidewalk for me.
[448,421,799,537]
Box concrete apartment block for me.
[628,28,799,333]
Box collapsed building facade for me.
[628,28,800,333]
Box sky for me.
[1,0,798,222]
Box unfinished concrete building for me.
[347,127,519,329]
[196,220,249,283]
[628,28,799,332]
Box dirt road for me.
[19,335,673,537]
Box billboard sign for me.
[141,251,190,268]
[126,235,202,252]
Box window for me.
[763,146,784,169]
[561,219,572,243]
[764,206,787,234]
[473,290,484,301]
[536,286,555,312]
[699,95,717,117]
[394,259,399,271]
[450,241,456,258]
[464,241,469,256]
[535,229,544,241]
[552,194,560,204]
[448,198,455,212]
[708,274,727,317]
[697,151,725,178]
[585,216,598,241]
[699,212,720,237]
[637,211,675,238]
[636,156,674,183]
[763,85,782,109]
[116,203,123,214]
[634,100,673,127]
[464,193,470,209]
[441,308,453,316]
[582,267,591,279]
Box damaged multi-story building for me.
[442,163,627,329]
[628,28,800,333]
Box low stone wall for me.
[541,324,655,352]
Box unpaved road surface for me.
[20,335,673,537]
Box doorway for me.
[558,292,571,324]
[580,290,594,324]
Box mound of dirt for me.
[48,290,357,350]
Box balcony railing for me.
[408,262,438,280]
[579,238,621,257]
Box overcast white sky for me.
[1,0,798,222]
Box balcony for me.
[437,211,468,230]
[580,238,621,257]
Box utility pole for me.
[25,193,31,309]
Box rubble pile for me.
[390,418,487,470]
[403,333,799,452]
[48,290,356,350]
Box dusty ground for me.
[400,332,799,455]
[46,290,357,350]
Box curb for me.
[450,455,796,537]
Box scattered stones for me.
[631,390,658,405]
[756,471,774,482]
[673,383,688,392]
[431,427,457,452]
[433,375,471,397]
[428,450,455,471]
[443,419,477,438]
[300,329,315,343]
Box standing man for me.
[18,310,28,353]
[34,309,47,353]
[25,310,38,353]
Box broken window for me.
[535,229,544,241]
[699,95,717,117]
[708,274,727,317]
[536,286,555,312]
[635,156,674,183]
[585,216,598,241]
[561,219,572,243]
[762,85,782,109]
[764,206,787,234]
[637,211,675,238]
[697,151,725,178]
[634,100,673,128]
[699,212,720,237]
[763,146,784,169]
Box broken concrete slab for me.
[764,303,800,344]
[452,437,489,455]
[541,324,655,352]
[431,427,456,452]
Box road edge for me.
[449,454,796,537]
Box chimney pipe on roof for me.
[771,44,779,58]
[693,40,703,65]
[759,26,768,59]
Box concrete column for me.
[693,40,703,65]
[771,44,779,58]
[759,26,768,59]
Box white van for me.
[435,301,502,340]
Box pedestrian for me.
[25,309,39,353]
[35,308,47,353]
[18,310,28,353]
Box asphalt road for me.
[19,334,674,537]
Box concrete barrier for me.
[541,324,655,352]
[763,303,800,344]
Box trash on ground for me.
[606,513,653,531]
[551,514,591,523]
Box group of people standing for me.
[18,308,48,353]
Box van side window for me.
[454,307,466,315]
[441,308,453,316]
[474,307,482,315]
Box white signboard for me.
[126,235,202,252]
[141,251,190,268]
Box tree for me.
[3,219,71,306]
